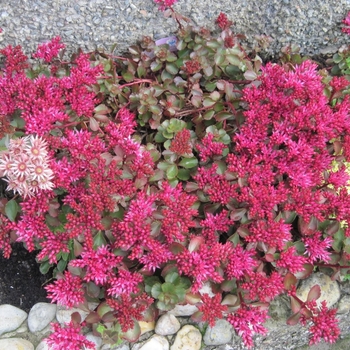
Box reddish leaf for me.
[294,264,314,280]
[221,294,238,306]
[290,296,302,314]
[300,307,312,318]
[97,302,113,318]
[286,311,301,326]
[185,292,202,305]
[191,311,204,323]
[188,236,204,252]
[101,311,116,323]
[307,284,321,302]
[265,254,275,262]
[70,312,82,325]
[121,320,141,342]
[85,311,101,324]
[284,272,297,290]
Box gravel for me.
[0,0,349,58]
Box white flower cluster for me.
[0,135,54,197]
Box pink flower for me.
[170,129,192,156]
[196,133,225,162]
[198,293,228,327]
[342,11,350,35]
[303,231,333,263]
[107,270,143,296]
[276,246,308,273]
[216,12,233,30]
[33,36,65,63]
[45,271,85,308]
[154,0,177,11]
[226,244,257,280]
[107,293,153,332]
[71,246,122,285]
[308,301,340,345]
[0,135,55,197]
[46,321,95,350]
[227,305,269,349]
[241,271,284,302]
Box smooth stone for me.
[203,319,233,345]
[35,340,49,350]
[135,334,169,350]
[139,320,155,335]
[170,325,202,350]
[86,332,103,349]
[167,304,198,317]
[296,272,340,308]
[56,305,89,324]
[0,338,34,350]
[28,302,57,332]
[337,295,350,314]
[0,304,27,336]
[155,314,180,336]
[198,282,215,297]
[101,343,130,350]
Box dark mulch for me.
[0,243,51,313]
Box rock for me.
[155,314,180,336]
[0,338,34,350]
[170,325,202,350]
[133,334,169,350]
[101,343,130,350]
[296,272,340,308]
[0,304,27,336]
[337,295,350,314]
[203,319,233,346]
[139,320,155,335]
[167,304,198,317]
[35,340,49,350]
[198,282,215,297]
[56,305,89,324]
[86,332,103,349]
[28,302,57,332]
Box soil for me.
[0,243,51,313]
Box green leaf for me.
[203,98,215,107]
[166,164,178,179]
[57,259,67,272]
[226,54,241,66]
[150,61,163,72]
[203,110,215,120]
[93,231,107,249]
[178,157,198,169]
[154,132,167,143]
[162,282,176,293]
[177,168,190,181]
[122,71,134,82]
[215,111,234,121]
[137,65,146,78]
[166,63,179,75]
[40,261,52,274]
[5,199,19,222]
[165,272,180,284]
[151,283,162,299]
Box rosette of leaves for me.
[329,45,350,76]
[145,271,191,311]
[154,118,198,183]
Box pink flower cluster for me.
[342,11,350,35]
[154,0,178,11]
[0,135,54,197]
[46,321,95,350]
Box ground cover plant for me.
[1,1,350,348]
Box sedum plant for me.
[1,1,350,349]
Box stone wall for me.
[0,0,350,58]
